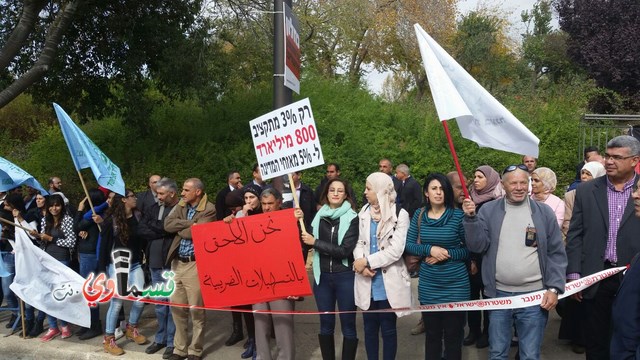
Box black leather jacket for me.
[314,216,359,273]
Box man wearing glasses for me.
[566,135,640,360]
[462,163,566,360]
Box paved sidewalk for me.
[0,274,582,359]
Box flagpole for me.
[0,217,32,232]
[19,299,26,338]
[77,170,101,232]
[287,173,307,233]
[442,121,470,199]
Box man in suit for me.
[215,170,242,221]
[566,135,640,360]
[137,174,161,217]
[610,175,640,360]
[395,163,422,218]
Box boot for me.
[104,335,125,356]
[125,324,147,345]
[341,337,358,360]
[79,320,102,340]
[241,337,256,359]
[318,334,335,360]
[23,319,35,337]
[225,313,244,346]
[28,319,44,338]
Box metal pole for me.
[273,0,292,110]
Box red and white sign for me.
[192,209,312,307]
[250,98,324,180]
[284,3,300,94]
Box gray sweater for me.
[463,198,567,297]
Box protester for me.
[466,165,504,348]
[96,189,147,355]
[405,173,469,360]
[353,172,412,360]
[566,135,640,359]
[74,188,107,340]
[395,163,423,218]
[164,178,216,360]
[137,178,180,359]
[223,184,262,359]
[137,174,161,217]
[531,167,564,227]
[1,193,22,329]
[29,194,77,342]
[296,178,359,360]
[253,188,296,360]
[463,165,567,359]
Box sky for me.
[366,0,557,93]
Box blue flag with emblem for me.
[0,156,49,194]
[53,103,125,196]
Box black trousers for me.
[583,271,621,360]
[423,311,465,360]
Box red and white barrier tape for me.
[114,266,625,315]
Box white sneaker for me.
[114,327,124,340]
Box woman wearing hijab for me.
[562,161,605,236]
[466,165,504,348]
[405,173,469,360]
[296,178,359,360]
[531,167,564,227]
[353,172,412,360]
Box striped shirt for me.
[605,176,636,263]
[404,207,469,305]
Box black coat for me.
[137,202,176,269]
[311,215,359,273]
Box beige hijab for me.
[366,172,397,236]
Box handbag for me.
[403,207,425,273]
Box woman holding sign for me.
[353,172,412,360]
[295,178,359,360]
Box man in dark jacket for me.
[395,163,422,218]
[137,174,161,218]
[138,177,179,359]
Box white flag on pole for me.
[10,228,90,328]
[414,24,540,157]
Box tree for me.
[0,0,215,126]
[556,0,640,109]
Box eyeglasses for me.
[126,194,136,199]
[604,153,636,161]
[502,164,528,175]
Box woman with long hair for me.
[404,173,469,360]
[353,172,412,360]
[296,178,359,360]
[97,189,147,355]
[29,194,76,341]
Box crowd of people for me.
[1,134,640,360]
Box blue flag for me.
[53,103,126,196]
[0,156,49,194]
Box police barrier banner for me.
[250,98,324,181]
[113,264,625,315]
[191,208,312,307]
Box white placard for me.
[250,98,324,180]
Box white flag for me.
[10,229,91,328]
[414,24,540,157]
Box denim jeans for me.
[150,267,175,347]
[46,259,70,328]
[78,252,100,327]
[0,252,17,316]
[488,290,548,360]
[105,263,145,334]
[314,270,357,338]
[363,299,397,360]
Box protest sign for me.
[192,208,312,307]
[250,98,324,180]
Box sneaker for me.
[60,325,72,339]
[41,328,61,342]
[125,324,147,345]
[114,327,124,341]
[104,335,125,356]
[411,319,425,335]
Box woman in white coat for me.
[353,172,412,360]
